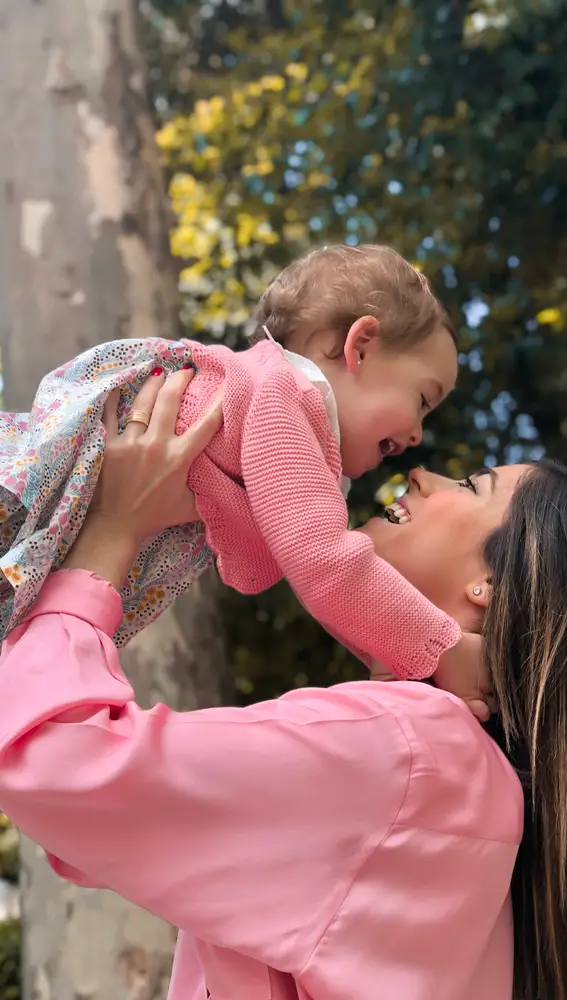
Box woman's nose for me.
[408,468,454,496]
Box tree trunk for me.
[0,2,226,998]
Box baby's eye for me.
[420,394,431,411]
[458,477,478,494]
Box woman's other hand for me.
[63,368,223,589]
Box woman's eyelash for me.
[459,476,478,493]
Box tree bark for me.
[0,2,226,998]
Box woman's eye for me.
[459,476,478,493]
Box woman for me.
[0,369,562,1000]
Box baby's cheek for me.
[400,406,423,434]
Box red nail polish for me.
[151,367,163,376]
[182,364,195,371]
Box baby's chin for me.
[342,453,382,480]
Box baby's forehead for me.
[420,328,458,389]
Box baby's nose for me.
[408,421,423,448]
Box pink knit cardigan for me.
[177,338,460,679]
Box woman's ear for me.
[344,315,381,374]
[466,578,491,610]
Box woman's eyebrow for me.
[473,467,498,492]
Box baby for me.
[0,244,464,682]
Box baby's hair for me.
[251,244,456,357]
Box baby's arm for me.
[241,374,461,680]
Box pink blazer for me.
[0,571,523,1000]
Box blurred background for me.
[1,0,566,995]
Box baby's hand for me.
[434,632,494,723]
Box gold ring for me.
[125,409,151,429]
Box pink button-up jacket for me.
[0,571,523,1000]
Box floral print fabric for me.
[0,338,212,646]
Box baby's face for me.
[326,325,458,480]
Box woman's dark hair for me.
[483,458,567,999]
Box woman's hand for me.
[90,368,222,541]
[63,368,223,590]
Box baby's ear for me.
[344,315,380,374]
[466,579,491,610]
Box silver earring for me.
[472,586,482,596]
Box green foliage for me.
[0,817,18,885]
[0,814,19,1000]
[150,0,567,451]
[0,921,20,1000]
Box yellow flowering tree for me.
[153,0,567,467]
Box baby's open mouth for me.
[379,438,397,458]
[384,501,411,524]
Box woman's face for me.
[362,464,531,630]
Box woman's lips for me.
[384,496,411,524]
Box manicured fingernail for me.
[151,366,164,376]
[182,364,195,370]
